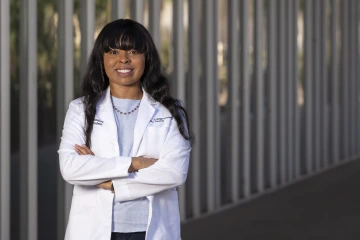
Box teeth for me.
[117,69,131,73]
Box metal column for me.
[313,0,321,171]
[330,0,339,164]
[304,0,314,174]
[350,0,357,156]
[320,0,329,168]
[173,0,185,103]
[287,0,295,180]
[293,0,300,178]
[20,0,38,239]
[203,0,219,210]
[130,0,144,24]
[228,0,240,202]
[341,0,349,160]
[172,0,186,220]
[268,0,278,188]
[240,0,251,197]
[80,0,95,77]
[57,1,74,239]
[188,0,201,217]
[355,0,360,154]
[278,0,287,183]
[111,0,126,21]
[254,0,264,192]
[149,0,162,50]
[213,0,220,208]
[0,0,10,239]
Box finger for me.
[75,145,89,155]
[98,181,111,190]
[76,144,93,155]
[82,145,95,155]
[75,146,87,155]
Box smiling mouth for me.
[116,69,133,73]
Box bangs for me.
[102,25,147,54]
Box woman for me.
[58,19,191,240]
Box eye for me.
[109,49,118,55]
[129,50,138,55]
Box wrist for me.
[129,157,138,172]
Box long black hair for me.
[81,19,190,148]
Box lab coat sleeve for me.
[112,115,191,202]
[58,100,131,185]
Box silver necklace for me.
[110,95,141,115]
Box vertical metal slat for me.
[330,0,339,164]
[111,0,126,21]
[173,0,185,103]
[255,0,264,192]
[130,0,144,24]
[278,0,287,183]
[228,0,240,202]
[213,0,221,208]
[293,0,300,178]
[304,0,313,174]
[240,0,251,197]
[268,0,277,188]
[355,0,360,154]
[350,0,357,156]
[0,0,10,239]
[321,0,329,168]
[80,0,95,78]
[341,0,349,160]
[149,0,162,50]
[203,0,219,210]
[313,0,321,171]
[189,0,201,218]
[287,0,294,181]
[20,0,38,239]
[57,1,74,239]
[173,0,186,220]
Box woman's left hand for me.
[74,144,113,191]
[74,144,94,155]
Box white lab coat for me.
[58,87,191,240]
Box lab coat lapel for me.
[99,87,158,156]
[98,88,118,150]
[132,91,157,155]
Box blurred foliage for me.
[10,0,110,150]
[9,0,212,149]
[10,0,20,152]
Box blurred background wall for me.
[0,0,359,240]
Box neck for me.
[110,84,143,100]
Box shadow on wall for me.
[11,144,59,240]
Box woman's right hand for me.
[74,144,157,173]
[129,157,157,172]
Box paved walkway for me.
[182,159,360,240]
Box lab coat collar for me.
[99,86,160,155]
[99,86,158,108]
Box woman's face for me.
[103,48,145,88]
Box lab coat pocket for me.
[145,127,169,158]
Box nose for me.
[119,51,130,64]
